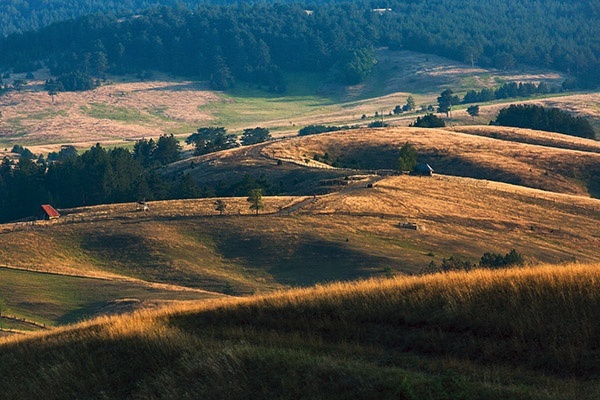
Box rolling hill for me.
[0,120,597,328]
[178,125,600,197]
[2,263,600,399]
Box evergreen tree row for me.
[0,134,284,223]
[462,82,557,104]
[492,105,596,139]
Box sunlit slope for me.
[2,264,600,399]
[0,174,597,297]
[263,126,600,196]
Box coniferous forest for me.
[0,0,598,90]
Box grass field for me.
[2,263,600,399]
[0,267,221,328]
[0,160,597,328]
[260,126,600,196]
[1,49,596,155]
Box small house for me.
[411,163,434,176]
[38,204,60,220]
[136,201,149,211]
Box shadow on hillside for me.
[215,232,390,286]
[587,176,600,199]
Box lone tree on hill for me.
[467,105,480,120]
[406,95,416,111]
[397,142,418,172]
[45,79,63,103]
[247,188,264,215]
[437,89,460,117]
[214,199,227,215]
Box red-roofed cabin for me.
[38,204,60,220]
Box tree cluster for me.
[186,127,239,156]
[462,82,555,104]
[410,114,445,128]
[0,137,183,222]
[133,134,181,167]
[297,124,358,136]
[422,249,525,274]
[493,104,596,139]
[0,0,598,89]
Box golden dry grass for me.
[2,262,600,399]
[0,70,219,147]
[263,126,600,195]
[1,51,596,152]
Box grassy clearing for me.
[80,103,155,124]
[1,263,600,398]
[2,49,593,149]
[0,267,221,327]
[199,83,339,131]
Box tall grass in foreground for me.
[1,263,600,399]
[170,263,600,375]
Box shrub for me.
[367,120,388,128]
[410,114,445,128]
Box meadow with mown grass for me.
[1,263,600,399]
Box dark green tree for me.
[406,95,416,111]
[133,138,158,168]
[241,127,271,146]
[437,89,460,117]
[331,48,376,85]
[176,173,201,199]
[397,142,418,172]
[186,127,238,155]
[153,134,181,165]
[45,79,63,103]
[247,188,264,215]
[467,105,480,120]
[410,114,446,128]
[214,199,227,215]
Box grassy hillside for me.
[1,264,600,399]
[2,49,596,154]
[261,126,600,196]
[0,267,222,329]
[0,166,597,328]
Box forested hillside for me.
[0,0,217,36]
[0,0,598,90]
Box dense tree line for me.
[462,82,556,104]
[0,132,286,222]
[0,0,598,90]
[493,105,596,139]
[297,124,359,136]
[421,249,525,274]
[0,136,185,222]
